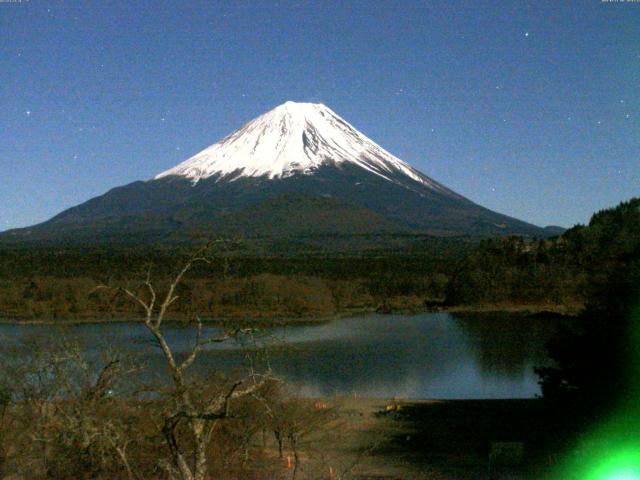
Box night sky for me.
[1,0,638,230]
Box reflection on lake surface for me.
[0,313,558,399]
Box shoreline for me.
[0,302,579,326]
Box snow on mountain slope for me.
[155,101,455,196]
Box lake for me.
[0,312,558,399]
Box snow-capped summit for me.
[155,101,450,194]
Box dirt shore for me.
[263,397,563,480]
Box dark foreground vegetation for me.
[532,197,640,475]
[0,334,372,480]
[0,346,557,480]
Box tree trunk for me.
[175,453,194,480]
[290,434,299,480]
[274,430,283,458]
[192,419,208,480]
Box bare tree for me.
[100,243,272,480]
[0,332,143,479]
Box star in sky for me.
[524,32,530,37]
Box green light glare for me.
[608,473,639,480]
[584,448,640,480]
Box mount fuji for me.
[2,101,550,246]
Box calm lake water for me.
[0,312,558,399]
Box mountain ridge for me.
[0,101,553,246]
